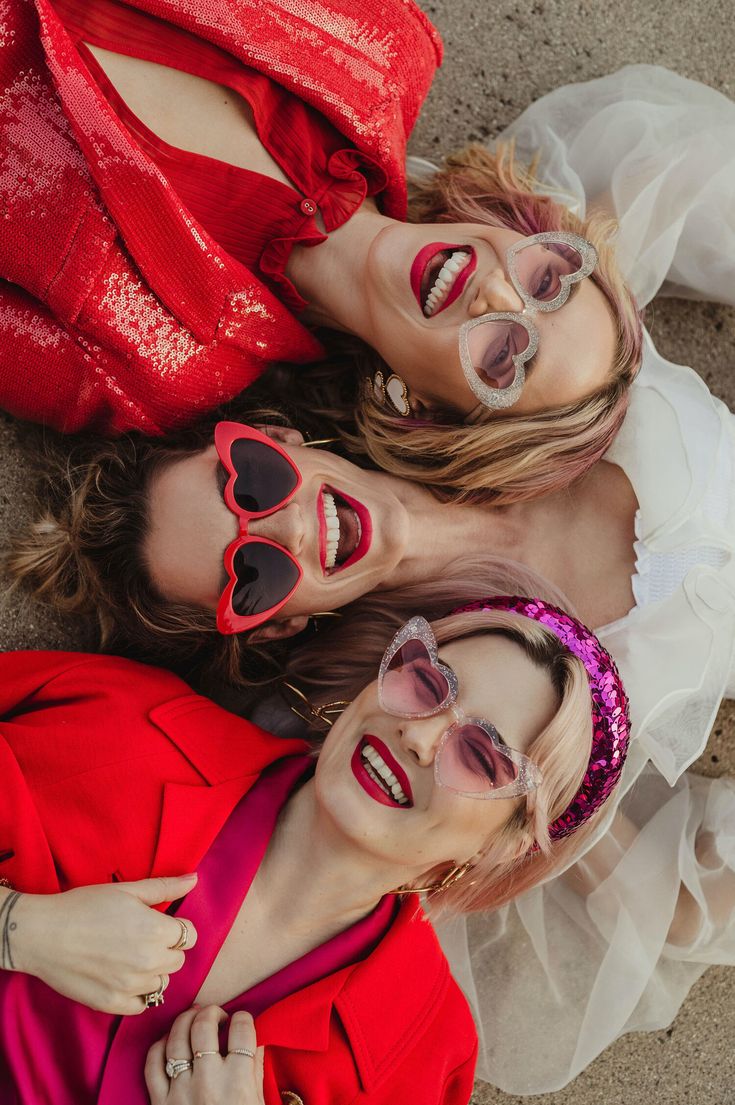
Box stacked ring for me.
[165,1058,192,1079]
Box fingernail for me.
[181,873,198,880]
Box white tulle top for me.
[427,65,735,1095]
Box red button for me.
[300,198,317,215]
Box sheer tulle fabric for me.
[419,65,735,1094]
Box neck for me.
[285,201,393,336]
[377,473,527,594]
[252,777,421,934]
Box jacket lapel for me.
[146,694,308,878]
[253,900,452,1091]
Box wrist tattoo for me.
[0,890,23,970]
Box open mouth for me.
[410,243,476,318]
[317,485,372,575]
[350,735,414,808]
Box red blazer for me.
[0,0,441,434]
[0,652,477,1105]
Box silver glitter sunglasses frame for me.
[459,231,599,411]
[378,616,543,800]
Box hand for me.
[12,876,199,1014]
[145,1006,265,1105]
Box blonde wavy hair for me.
[285,573,612,917]
[284,142,644,505]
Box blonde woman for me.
[1,0,640,506]
[0,595,630,1105]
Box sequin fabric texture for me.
[452,597,632,840]
[0,0,440,433]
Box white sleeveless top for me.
[430,64,735,1096]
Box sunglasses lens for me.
[513,239,584,304]
[381,638,450,716]
[229,438,299,514]
[230,542,300,617]
[467,318,530,389]
[437,723,519,794]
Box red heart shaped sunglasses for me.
[215,422,303,635]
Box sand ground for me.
[0,1,734,1101]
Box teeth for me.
[424,250,470,317]
[362,744,409,805]
[322,491,340,570]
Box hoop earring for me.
[281,681,350,730]
[389,860,475,897]
[308,610,342,634]
[371,370,411,417]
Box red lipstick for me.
[350,736,414,809]
[334,487,372,572]
[410,243,476,316]
[317,485,372,575]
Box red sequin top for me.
[0,0,441,433]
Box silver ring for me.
[165,1058,192,1079]
[229,1048,255,1058]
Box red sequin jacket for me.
[0,0,441,433]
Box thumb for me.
[117,874,198,906]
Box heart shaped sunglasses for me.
[459,231,598,410]
[379,616,543,799]
[214,422,304,635]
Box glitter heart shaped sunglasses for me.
[459,231,598,410]
[378,616,542,799]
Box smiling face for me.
[362,222,618,418]
[143,429,412,639]
[313,631,559,877]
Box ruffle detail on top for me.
[259,149,387,314]
[321,148,388,227]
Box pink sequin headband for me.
[450,597,631,840]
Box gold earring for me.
[389,860,475,897]
[308,610,342,634]
[302,437,339,448]
[371,370,411,417]
[281,681,350,730]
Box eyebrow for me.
[437,653,509,748]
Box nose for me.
[399,713,451,767]
[468,266,524,317]
[247,502,305,558]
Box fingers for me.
[166,1006,200,1060]
[190,1004,228,1059]
[145,1038,170,1103]
[227,1010,257,1058]
[119,874,198,907]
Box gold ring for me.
[229,1048,255,1058]
[170,919,189,951]
[142,977,165,1009]
[193,1050,220,1059]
